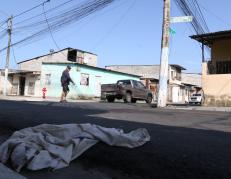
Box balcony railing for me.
[206,60,231,74]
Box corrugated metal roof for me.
[181,73,202,87]
[105,65,160,79]
[190,30,231,46]
[105,64,186,79]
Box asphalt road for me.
[0,100,231,179]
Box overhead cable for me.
[14,0,50,18]
[0,0,116,53]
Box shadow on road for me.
[0,100,230,179]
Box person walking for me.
[60,65,75,102]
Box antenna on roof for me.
[49,49,54,54]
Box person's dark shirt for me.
[61,69,73,86]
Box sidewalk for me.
[0,95,99,103]
[166,105,231,112]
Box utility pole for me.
[3,16,13,96]
[157,0,170,107]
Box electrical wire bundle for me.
[0,0,115,53]
[173,0,209,35]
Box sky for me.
[0,0,231,73]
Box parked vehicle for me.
[101,80,153,103]
[189,93,204,105]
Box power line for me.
[14,0,50,19]
[173,0,209,35]
[198,1,231,27]
[0,9,9,17]
[91,0,137,50]
[0,20,7,30]
[42,2,66,57]
[0,30,7,39]
[0,0,116,53]
[14,0,75,26]
[11,42,18,66]
[0,0,52,31]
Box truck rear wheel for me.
[124,92,132,103]
[107,96,115,103]
[146,94,152,104]
[131,98,137,103]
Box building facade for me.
[41,62,140,99]
[191,30,231,106]
[0,48,98,96]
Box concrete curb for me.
[0,163,27,179]
[0,95,99,103]
[166,106,231,112]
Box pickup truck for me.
[101,80,153,103]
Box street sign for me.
[170,16,193,23]
[169,28,176,35]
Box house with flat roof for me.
[191,30,231,106]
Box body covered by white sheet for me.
[0,123,150,172]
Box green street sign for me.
[169,28,176,35]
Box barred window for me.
[45,74,51,85]
[80,73,89,86]
[216,61,231,74]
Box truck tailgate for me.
[101,84,118,92]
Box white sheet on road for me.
[0,123,150,172]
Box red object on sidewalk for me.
[42,87,47,99]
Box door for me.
[172,86,179,103]
[95,76,101,97]
[131,80,141,98]
[19,76,26,96]
[132,81,146,99]
[137,81,147,99]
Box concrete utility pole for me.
[157,0,170,107]
[3,16,13,96]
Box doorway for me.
[19,76,26,96]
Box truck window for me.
[117,80,131,85]
[138,82,145,88]
[193,94,201,96]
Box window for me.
[132,81,145,88]
[175,69,181,80]
[68,49,77,62]
[132,80,139,87]
[117,80,131,86]
[216,61,231,74]
[80,73,89,86]
[138,81,145,88]
[193,94,201,96]
[171,71,174,80]
[28,82,35,95]
[45,74,51,85]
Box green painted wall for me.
[41,63,140,99]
